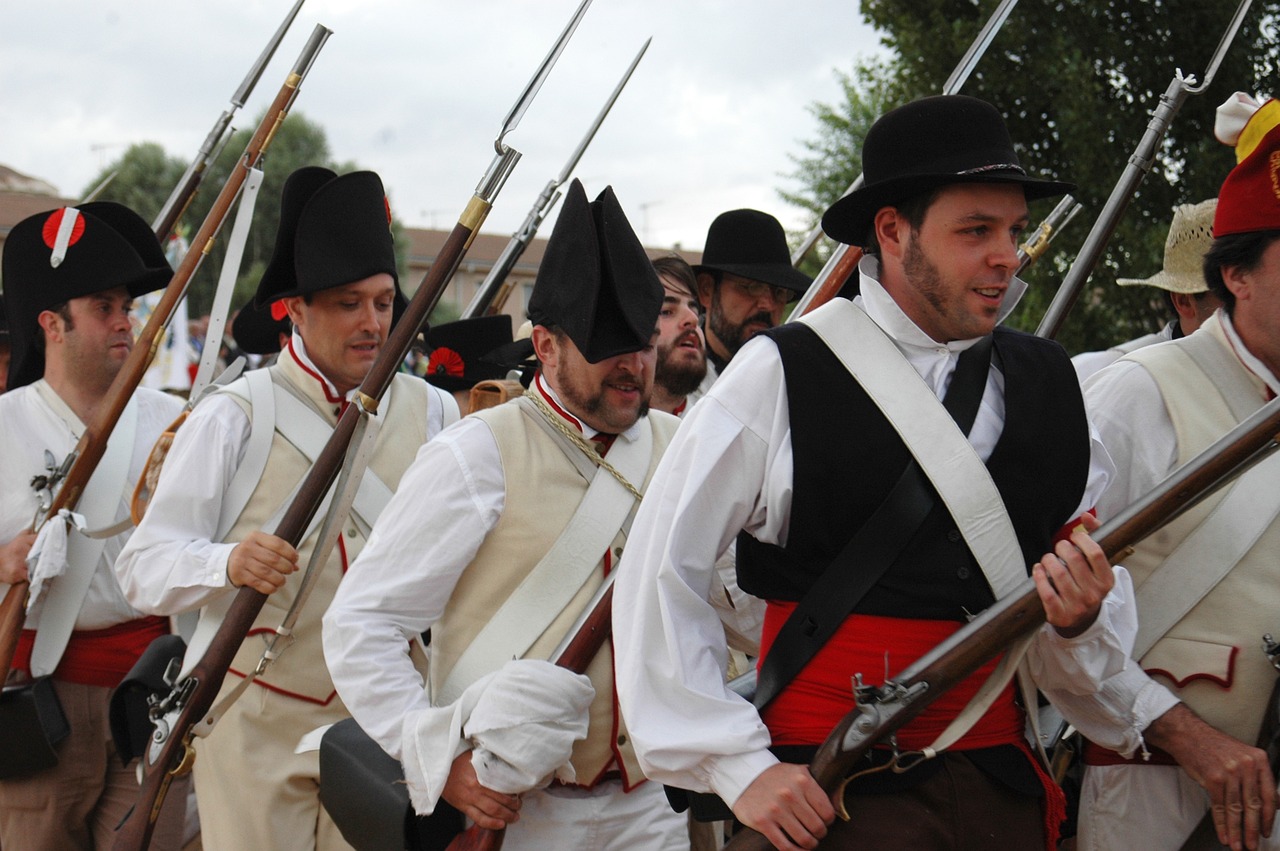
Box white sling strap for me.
[28,391,138,675]
[435,400,653,705]
[800,300,1033,755]
[1128,333,1280,660]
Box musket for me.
[462,37,650,319]
[725,393,1280,851]
[110,5,591,848]
[1015,194,1083,276]
[447,575,616,851]
[151,0,307,241]
[788,0,1020,275]
[1035,0,1253,339]
[0,26,331,688]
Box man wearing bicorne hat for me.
[1066,94,1280,851]
[1072,198,1224,382]
[690,209,812,396]
[116,167,459,850]
[0,203,189,849]
[324,179,691,849]
[612,94,1134,850]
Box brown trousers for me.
[817,753,1046,850]
[0,679,188,851]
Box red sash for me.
[14,616,170,688]
[758,604,1023,750]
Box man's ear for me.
[36,309,64,344]
[1169,291,1198,322]
[695,273,716,310]
[873,207,909,262]
[281,296,307,327]
[1220,263,1251,303]
[530,325,558,369]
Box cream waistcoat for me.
[220,356,433,704]
[430,400,679,785]
[1122,317,1280,743]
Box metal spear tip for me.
[496,0,595,154]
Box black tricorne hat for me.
[527,180,661,364]
[422,315,514,392]
[3,202,173,390]
[254,167,402,307]
[821,95,1075,245]
[693,209,812,297]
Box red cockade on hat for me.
[1214,98,1280,238]
[428,346,465,379]
[40,208,85,250]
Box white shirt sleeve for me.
[323,415,505,759]
[613,338,792,808]
[114,394,250,615]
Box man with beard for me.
[324,181,689,849]
[116,168,458,850]
[691,210,812,398]
[0,203,189,849]
[613,96,1133,851]
[650,254,707,416]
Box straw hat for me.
[1116,199,1215,294]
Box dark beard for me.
[655,349,707,397]
[709,286,774,357]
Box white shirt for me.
[1066,311,1280,755]
[1071,321,1177,384]
[0,380,181,630]
[611,257,1135,808]
[116,335,457,616]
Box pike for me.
[151,0,307,241]
[787,0,1020,305]
[725,392,1280,851]
[462,36,650,319]
[109,4,592,848]
[0,26,331,689]
[1035,0,1253,339]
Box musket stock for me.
[1036,0,1254,339]
[151,0,307,240]
[725,396,1280,851]
[0,25,330,694]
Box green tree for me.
[79,143,186,223]
[785,0,1279,352]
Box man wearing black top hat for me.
[613,95,1133,851]
[116,167,459,850]
[324,180,689,849]
[692,210,812,393]
[0,203,189,849]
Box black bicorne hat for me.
[2,202,173,390]
[527,180,661,364]
[254,167,404,314]
[693,209,812,297]
[231,299,292,356]
[821,95,1075,245]
[421,315,514,392]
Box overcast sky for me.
[1,0,886,252]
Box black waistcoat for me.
[736,320,1090,621]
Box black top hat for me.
[422,315,514,392]
[254,167,402,307]
[527,180,661,364]
[693,209,812,297]
[3,202,173,390]
[821,95,1074,245]
[231,299,292,356]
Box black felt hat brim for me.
[691,261,813,295]
[821,172,1074,246]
